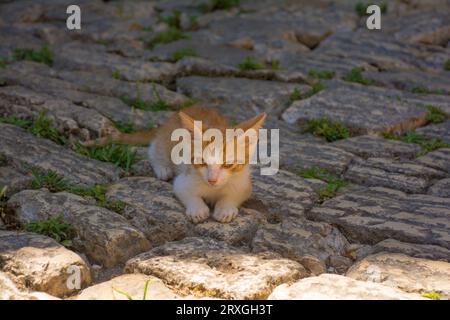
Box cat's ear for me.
[179,111,202,137]
[236,112,267,133]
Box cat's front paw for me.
[213,206,238,223]
[153,165,174,181]
[186,203,210,224]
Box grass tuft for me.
[421,291,441,300]
[114,120,135,133]
[444,59,450,71]
[290,82,325,101]
[343,67,374,85]
[200,0,240,12]
[384,130,450,155]
[0,57,9,69]
[31,169,69,192]
[112,70,122,80]
[75,143,140,173]
[30,112,66,145]
[0,114,33,129]
[31,170,126,214]
[411,86,445,95]
[145,27,190,48]
[236,57,282,71]
[171,48,197,62]
[160,10,182,29]
[302,117,350,142]
[308,69,335,80]
[298,167,348,202]
[121,96,170,112]
[13,45,53,66]
[25,214,73,247]
[113,279,152,300]
[237,56,264,71]
[426,105,448,124]
[0,112,65,145]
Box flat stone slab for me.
[250,169,316,218]
[177,76,309,116]
[350,239,450,263]
[416,148,450,173]
[365,70,450,95]
[347,253,450,299]
[0,166,32,197]
[428,178,450,198]
[125,237,307,299]
[344,157,446,193]
[75,274,180,300]
[315,29,446,71]
[204,9,355,50]
[0,272,59,300]
[106,177,190,246]
[0,85,115,141]
[279,137,355,174]
[252,217,349,275]
[6,189,150,267]
[282,84,429,135]
[193,208,264,246]
[0,231,91,297]
[1,61,173,130]
[0,124,121,186]
[53,42,179,83]
[268,274,424,300]
[1,60,187,108]
[332,135,422,159]
[388,11,450,46]
[308,187,450,250]
[417,121,450,145]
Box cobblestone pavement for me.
[0,0,449,300]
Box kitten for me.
[84,106,266,223]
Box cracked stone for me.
[0,85,116,141]
[282,84,430,135]
[331,135,421,159]
[6,189,150,267]
[0,166,32,197]
[268,274,424,300]
[252,217,349,275]
[415,148,450,173]
[0,123,121,186]
[75,274,180,300]
[308,186,450,250]
[177,76,309,116]
[0,231,91,297]
[417,121,450,145]
[428,178,450,198]
[0,271,59,300]
[106,177,190,246]
[125,237,307,299]
[344,157,446,193]
[347,253,450,299]
[53,42,179,83]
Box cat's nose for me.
[208,179,218,186]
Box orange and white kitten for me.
[148,106,266,223]
[84,106,266,223]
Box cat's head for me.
[179,111,266,187]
